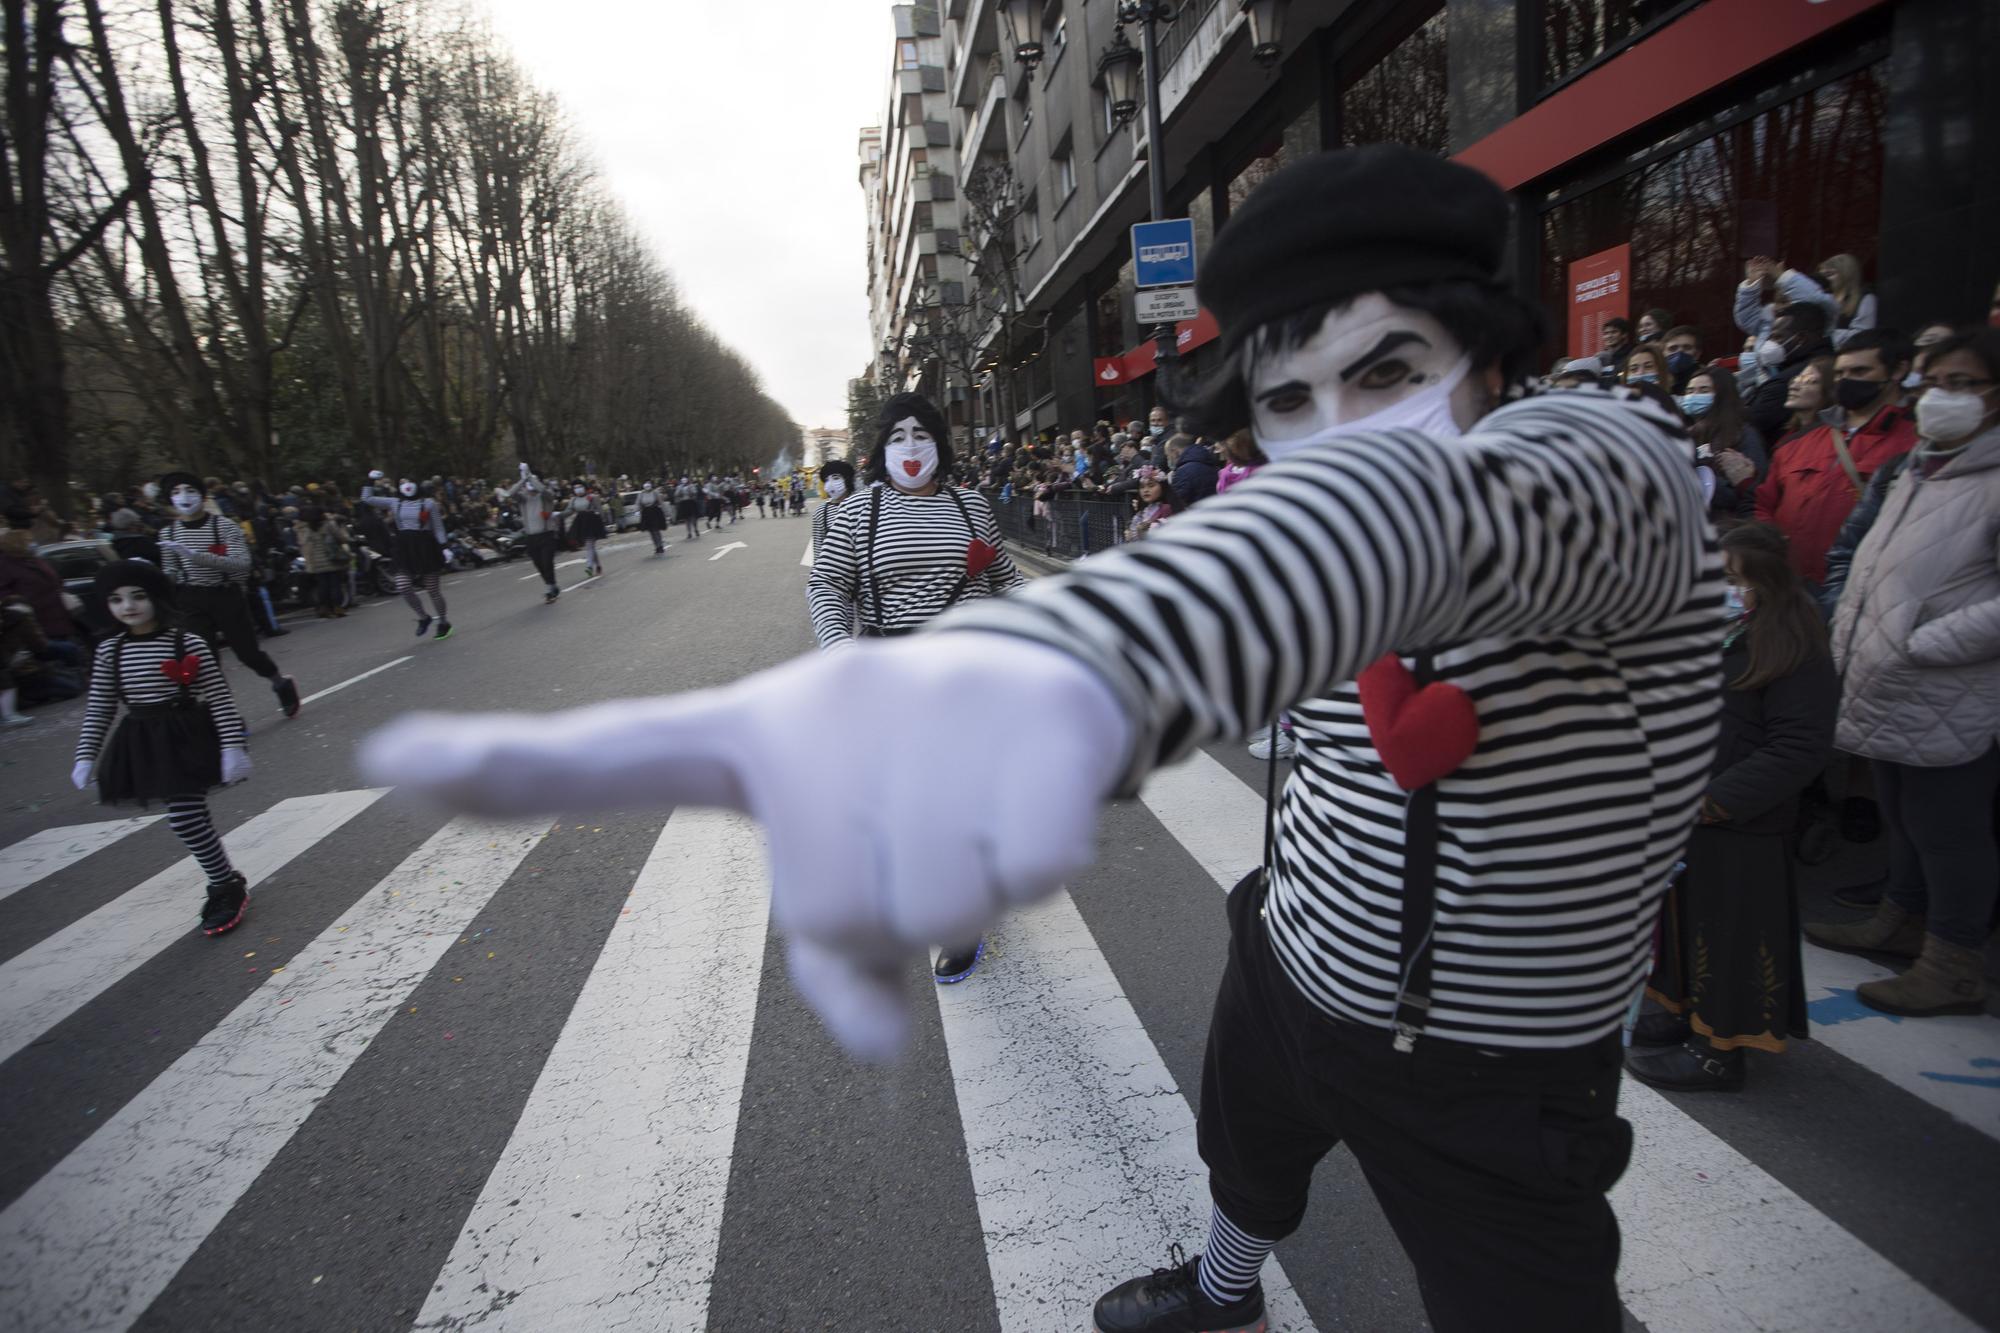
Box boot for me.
[1804,898,1925,959]
[1858,934,1989,1017]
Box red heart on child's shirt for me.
[207,544,229,556]
[1356,654,1479,792]
[158,654,203,688]
[967,539,999,578]
[901,459,922,477]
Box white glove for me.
[368,469,385,481]
[360,632,1130,1059]
[221,747,252,785]
[519,462,531,477]
[72,760,94,792]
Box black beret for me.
[158,470,205,495]
[1197,145,1510,353]
[91,558,177,611]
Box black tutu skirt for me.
[639,504,667,532]
[393,528,445,579]
[98,701,222,805]
[569,511,607,543]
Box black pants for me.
[176,584,279,680]
[1881,744,2000,949]
[313,570,344,611]
[1199,872,1631,1333]
[524,532,559,587]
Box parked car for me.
[615,491,640,532]
[36,539,118,644]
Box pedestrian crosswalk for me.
[0,756,1995,1333]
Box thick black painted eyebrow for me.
[1252,379,1310,404]
[1340,331,1430,381]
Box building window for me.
[1054,149,1076,201]
[1019,192,1042,253]
[1537,62,1885,365]
[1048,9,1067,57]
[1339,5,1448,156]
[899,39,920,70]
[1541,0,1696,92]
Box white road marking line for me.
[799,539,814,567]
[517,539,651,578]
[0,789,387,1067]
[1156,743,1984,1332]
[935,895,1318,1333]
[0,816,162,904]
[299,656,413,706]
[1799,943,2000,1141]
[708,541,747,561]
[418,810,770,1330]
[1614,1081,1978,1332]
[0,814,549,1333]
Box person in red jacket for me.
[1753,330,1918,590]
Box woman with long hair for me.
[1817,254,1878,345]
[1619,343,1670,388]
[1775,356,1836,448]
[1681,366,1768,518]
[1214,429,1267,495]
[1628,524,1835,1090]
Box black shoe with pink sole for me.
[200,872,249,937]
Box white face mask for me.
[1915,388,1996,445]
[825,476,848,500]
[1755,337,1789,368]
[1902,369,1925,390]
[884,417,939,490]
[1257,356,1473,462]
[399,481,418,498]
[170,487,205,515]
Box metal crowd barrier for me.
[983,490,1131,560]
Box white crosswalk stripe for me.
[0,789,385,1066]
[0,766,1993,1332]
[418,809,770,1331]
[0,812,546,1333]
[0,815,161,903]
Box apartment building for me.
[918,0,1992,440]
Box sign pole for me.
[1138,7,1176,388]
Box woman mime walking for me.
[565,485,608,576]
[361,472,453,639]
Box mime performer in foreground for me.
[362,146,1725,1333]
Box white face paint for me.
[107,586,158,630]
[1245,294,1487,459]
[399,480,418,498]
[169,484,205,515]
[883,416,939,491]
[825,476,849,501]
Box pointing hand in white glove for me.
[358,633,1130,1059]
[72,760,94,792]
[221,747,253,785]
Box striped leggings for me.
[165,798,235,884]
[394,571,446,618]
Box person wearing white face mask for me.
[360,473,453,639]
[806,392,1024,985]
[564,484,609,576]
[360,146,1721,1333]
[810,458,857,561]
[154,471,300,718]
[637,481,669,555]
[1808,329,2000,1018]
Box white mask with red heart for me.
[885,440,938,490]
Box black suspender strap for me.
[1391,652,1443,1053]
[864,487,983,633]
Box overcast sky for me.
[478,0,893,432]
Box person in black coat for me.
[1741,303,1835,443]
[1169,436,1220,509]
[1628,523,1836,1092]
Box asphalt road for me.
[0,506,1996,1333]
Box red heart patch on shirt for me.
[901,459,922,477]
[207,543,229,556]
[1355,654,1479,792]
[967,539,999,578]
[158,654,203,688]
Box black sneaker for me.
[433,619,454,641]
[1093,1247,1266,1333]
[934,940,985,984]
[272,675,301,718]
[544,586,560,604]
[200,873,249,937]
[415,615,433,637]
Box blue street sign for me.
[1131,218,1197,288]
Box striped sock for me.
[165,798,235,883]
[1196,1204,1276,1306]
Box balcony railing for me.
[1154,0,1221,74]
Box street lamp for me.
[1000,0,1044,69]
[1096,27,1142,128]
[1101,3,1180,381]
[1239,0,1286,67]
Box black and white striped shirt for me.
[809,497,845,558]
[944,392,1725,1049]
[75,630,247,762]
[359,489,447,540]
[160,514,252,587]
[808,486,1025,648]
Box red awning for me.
[1096,307,1220,386]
